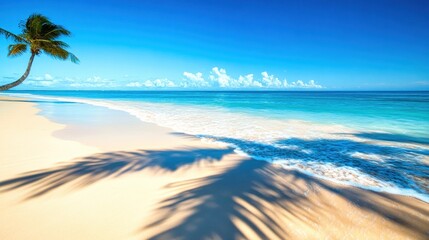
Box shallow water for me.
[4,90,429,201]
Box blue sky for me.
[0,0,428,90]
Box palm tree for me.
[0,14,78,91]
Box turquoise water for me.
[4,90,429,201]
[8,90,429,138]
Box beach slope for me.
[0,96,428,240]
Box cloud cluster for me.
[181,67,323,89]
[209,67,232,87]
[16,67,323,89]
[24,74,57,87]
[125,67,322,89]
[21,75,120,88]
[126,78,176,88]
[69,76,119,88]
[181,72,210,87]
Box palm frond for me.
[22,14,50,39]
[43,46,79,63]
[69,52,79,63]
[52,40,70,48]
[42,24,71,39]
[8,44,27,57]
[35,39,70,48]
[26,14,49,30]
[0,28,26,42]
[42,46,68,60]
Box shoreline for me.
[1,95,429,239]
[6,92,429,203]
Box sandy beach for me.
[0,96,428,240]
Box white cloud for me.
[236,74,264,88]
[237,74,253,87]
[125,81,143,87]
[307,80,322,88]
[69,76,119,88]
[30,73,54,81]
[182,72,210,87]
[152,78,176,87]
[126,79,177,88]
[44,74,53,81]
[24,73,57,87]
[292,80,304,87]
[289,79,322,88]
[261,71,283,87]
[206,68,323,89]
[143,80,155,87]
[86,76,101,82]
[209,67,231,87]
[259,71,322,89]
[25,80,54,87]
[183,72,204,81]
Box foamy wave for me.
[6,93,429,202]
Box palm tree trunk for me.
[0,53,36,91]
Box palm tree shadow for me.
[1,135,428,238]
[143,160,311,239]
[142,159,429,239]
[0,147,233,200]
[142,134,429,239]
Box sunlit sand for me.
[1,96,428,240]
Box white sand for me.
[0,96,428,240]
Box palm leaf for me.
[8,44,27,57]
[42,24,71,39]
[43,46,79,63]
[35,39,70,48]
[0,28,25,42]
[42,46,68,60]
[20,14,50,41]
[69,52,79,63]
[40,40,78,63]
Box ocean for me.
[4,90,429,201]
